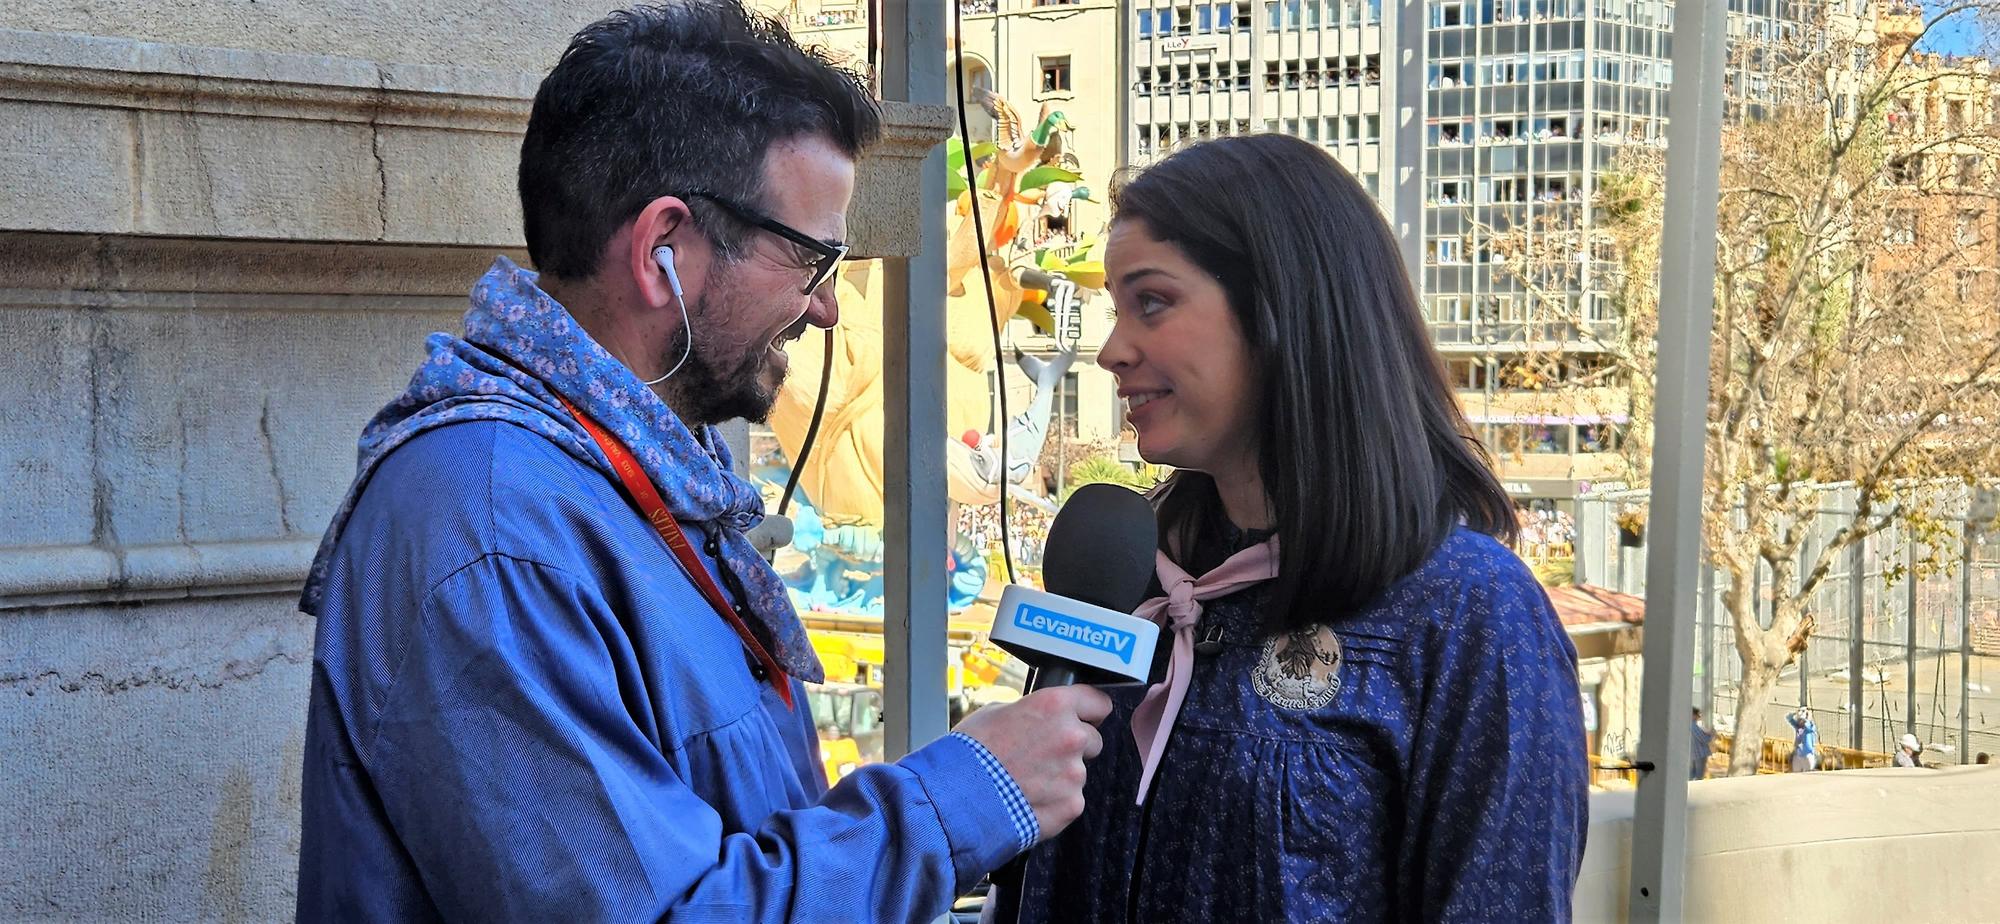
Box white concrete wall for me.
[1576,767,2000,923]
[0,16,946,921]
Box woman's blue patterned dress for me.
[1018,525,1589,922]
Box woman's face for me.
[1097,219,1259,479]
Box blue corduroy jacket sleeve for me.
[351,553,1025,923]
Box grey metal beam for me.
[1907,534,1919,739]
[1962,522,1974,763]
[879,0,952,759]
[1627,0,1729,917]
[1850,535,1867,751]
[1700,563,1715,721]
[1390,0,1425,285]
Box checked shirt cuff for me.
[948,730,1039,854]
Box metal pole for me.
[1849,533,1866,752]
[879,0,951,759]
[1962,520,1974,763]
[1391,0,1427,285]
[1701,562,1715,721]
[1628,0,1728,916]
[1907,532,1919,739]
[1483,349,1495,450]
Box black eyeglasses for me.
[682,191,849,295]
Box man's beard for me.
[662,292,786,427]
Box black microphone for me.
[990,483,1161,689]
[984,483,1159,924]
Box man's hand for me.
[953,685,1114,842]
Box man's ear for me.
[626,195,698,308]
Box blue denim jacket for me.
[297,258,1032,921]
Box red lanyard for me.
[559,397,794,709]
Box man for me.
[1690,707,1714,780]
[1895,733,1925,768]
[295,4,1111,920]
[1787,705,1819,773]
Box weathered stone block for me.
[0,101,134,233]
[0,306,98,548]
[0,595,314,922]
[377,125,525,245]
[134,111,383,241]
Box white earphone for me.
[645,245,692,385]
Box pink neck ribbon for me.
[1128,535,1279,804]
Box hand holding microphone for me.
[954,685,1112,840]
[956,484,1160,843]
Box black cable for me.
[778,325,835,519]
[953,5,1023,922]
[952,0,1017,586]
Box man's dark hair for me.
[1111,134,1517,634]
[520,1,880,280]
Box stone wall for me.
[0,17,945,920]
[1576,767,2000,921]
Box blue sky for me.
[1915,10,1989,56]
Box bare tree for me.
[1485,0,2000,773]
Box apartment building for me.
[1127,0,1397,199]
[1125,0,1657,511]
[1418,0,1684,514]
[1865,4,2000,308]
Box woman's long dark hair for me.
[1114,134,1516,632]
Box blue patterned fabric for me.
[296,257,1031,920]
[954,730,1042,853]
[1018,526,1589,923]
[301,255,819,681]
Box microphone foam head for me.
[1041,483,1159,613]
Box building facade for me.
[784,0,1130,449]
[1124,0,1639,512]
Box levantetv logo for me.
[1012,602,1137,664]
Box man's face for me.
[671,135,851,425]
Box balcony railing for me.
[1427,319,1621,346]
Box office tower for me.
[1421,0,1677,516]
[1127,0,1397,197]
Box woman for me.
[1016,134,1588,921]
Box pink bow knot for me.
[1164,578,1201,628]
[1127,535,1279,804]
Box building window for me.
[1959,154,1983,187]
[1430,238,1464,264]
[1432,0,1466,26]
[1886,209,1916,246]
[1041,56,1071,94]
[1958,210,1983,245]
[1887,155,1920,186]
[1577,423,1621,453]
[1430,121,1470,145]
[1889,96,1916,133]
[1958,270,1980,301]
